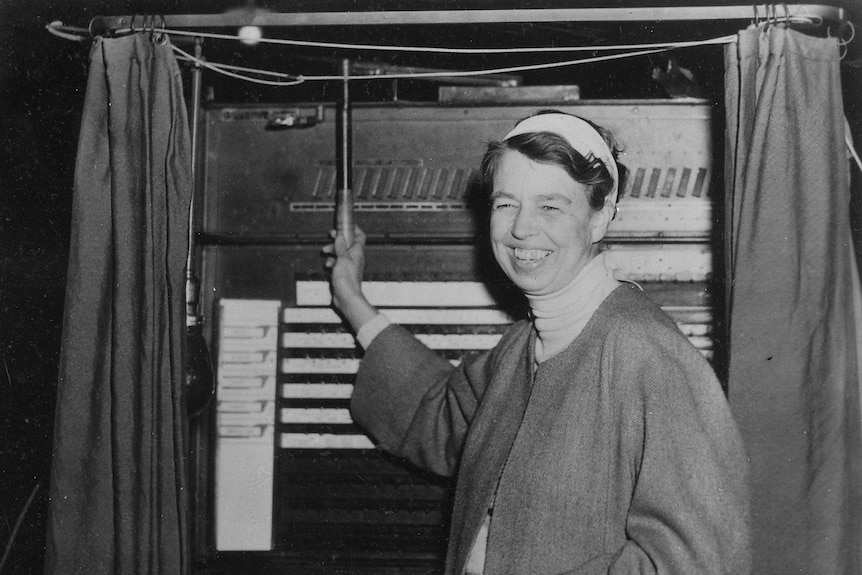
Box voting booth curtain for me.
[725,25,862,574]
[45,34,191,575]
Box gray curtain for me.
[45,34,191,574]
[725,26,862,574]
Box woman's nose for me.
[511,207,538,239]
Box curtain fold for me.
[45,34,191,574]
[724,26,862,574]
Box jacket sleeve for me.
[349,323,500,477]
[567,324,752,575]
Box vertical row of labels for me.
[214,298,281,551]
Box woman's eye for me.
[492,201,515,210]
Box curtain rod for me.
[89,4,845,31]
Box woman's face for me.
[490,150,609,296]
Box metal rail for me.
[89,4,845,33]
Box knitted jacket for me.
[351,284,751,574]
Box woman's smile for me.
[512,247,553,265]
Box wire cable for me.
[49,19,742,88]
[172,45,306,86]
[45,21,90,42]
[0,483,40,573]
[171,35,740,87]
[160,26,737,55]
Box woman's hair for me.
[480,110,627,211]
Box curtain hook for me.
[752,4,760,26]
[154,15,168,45]
[129,14,138,34]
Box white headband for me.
[504,113,619,205]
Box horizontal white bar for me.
[417,333,501,349]
[219,334,279,352]
[281,332,501,350]
[222,326,268,338]
[297,281,497,307]
[281,383,354,399]
[220,351,270,363]
[280,433,374,450]
[280,408,353,424]
[218,425,274,439]
[282,307,342,323]
[218,362,277,377]
[218,414,275,428]
[282,306,514,325]
[219,376,276,389]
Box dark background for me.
[1,0,861,573]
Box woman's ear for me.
[590,201,615,244]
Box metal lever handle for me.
[335,58,354,245]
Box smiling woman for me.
[323,109,751,574]
[483,112,621,298]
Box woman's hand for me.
[323,226,378,331]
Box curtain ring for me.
[154,14,167,45]
[129,14,138,34]
[752,4,760,26]
[767,4,777,29]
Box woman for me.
[324,111,751,574]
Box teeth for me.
[514,248,551,262]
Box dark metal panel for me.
[202,101,715,241]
